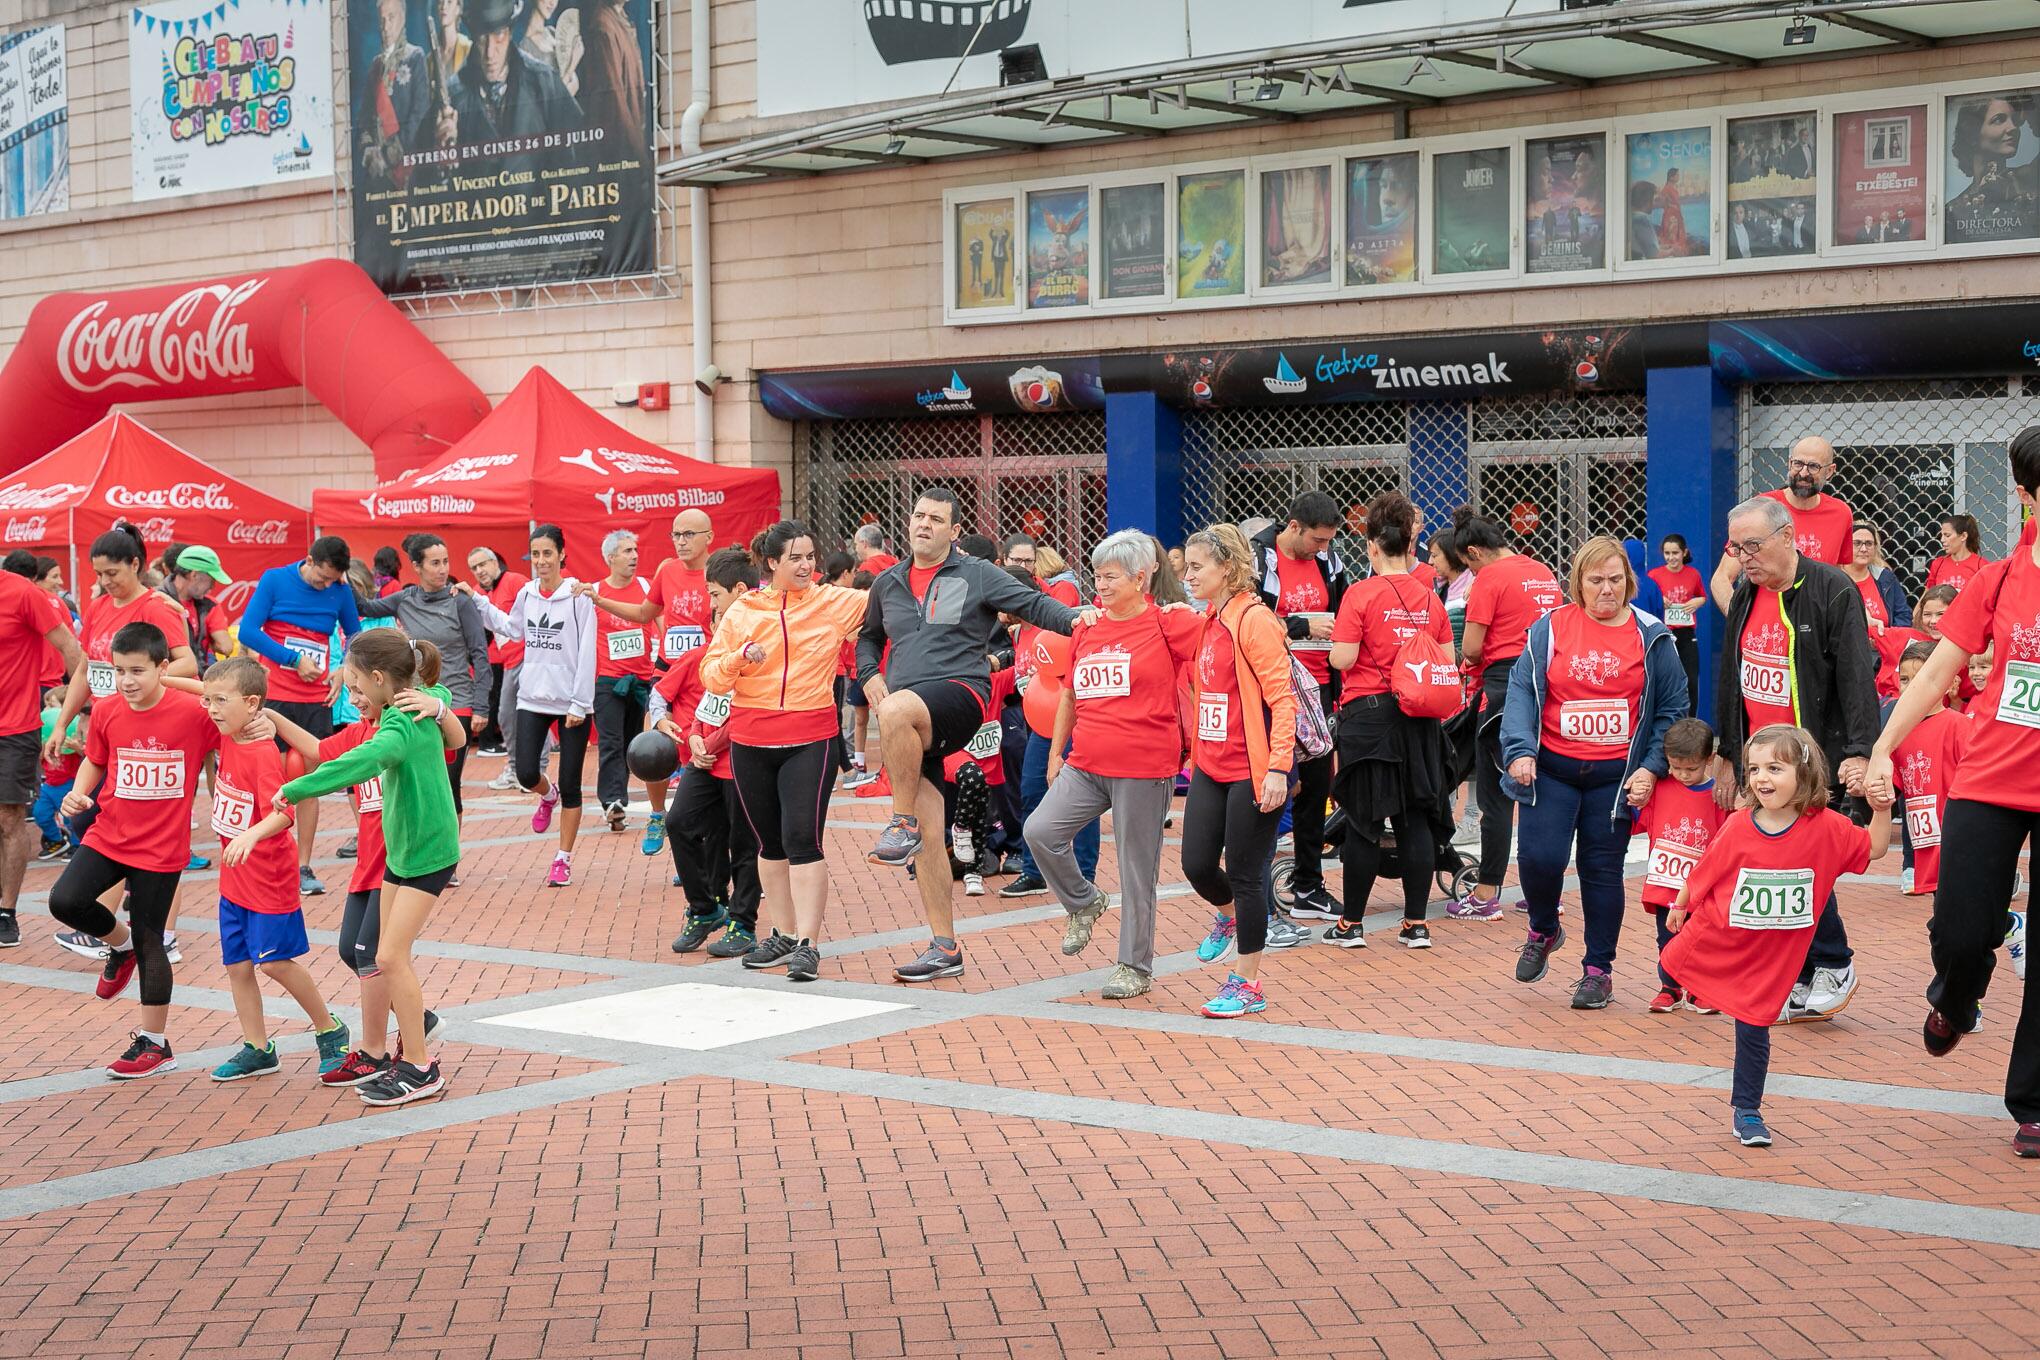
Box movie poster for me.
[1176,169,1245,300]
[1833,105,1926,248]
[1624,126,1711,261]
[1432,147,1509,276]
[129,0,333,202]
[0,24,67,220]
[1344,152,1416,287]
[1259,164,1331,288]
[1726,113,1816,259]
[1099,181,1165,301]
[1524,134,1604,274]
[347,0,656,294]
[1026,186,1089,309]
[954,197,1014,310]
[1944,88,2040,246]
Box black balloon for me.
[627,729,680,783]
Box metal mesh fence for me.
[1740,377,2040,602]
[1179,404,1410,566]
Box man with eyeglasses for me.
[1714,494,1881,1022]
[1709,436,1854,613]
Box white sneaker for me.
[843,770,879,790]
[1900,867,1917,896]
[1451,811,1481,850]
[963,872,984,896]
[954,828,976,865]
[488,768,519,791]
[1777,980,1812,1025]
[163,930,182,965]
[2007,910,2027,981]
[1801,964,1858,1020]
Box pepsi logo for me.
[1575,361,1599,384]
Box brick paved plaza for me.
[2,757,2035,1360]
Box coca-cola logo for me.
[104,481,234,511]
[0,479,86,510]
[4,516,49,543]
[227,518,290,545]
[57,279,265,395]
[134,516,178,543]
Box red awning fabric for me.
[311,367,782,579]
[0,412,311,591]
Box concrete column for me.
[1646,365,1738,724]
[1104,391,1182,543]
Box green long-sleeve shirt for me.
[281,684,460,879]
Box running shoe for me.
[1899,866,1918,896]
[478,741,507,757]
[2007,910,2027,982]
[1683,994,1719,1015]
[706,922,757,959]
[894,941,964,983]
[1200,973,1266,1019]
[533,787,561,834]
[1451,807,1482,850]
[1447,892,1504,922]
[106,1033,176,1080]
[1514,927,1564,984]
[337,837,358,860]
[2016,1123,2040,1159]
[163,930,182,965]
[963,871,985,897]
[869,814,923,866]
[742,932,800,970]
[97,947,138,1000]
[321,1049,384,1088]
[1324,920,1367,948]
[315,1018,352,1075]
[299,866,325,897]
[999,873,1048,899]
[1061,891,1109,956]
[0,911,16,949]
[488,768,519,791]
[1399,921,1432,950]
[842,769,879,790]
[359,1059,445,1107]
[1733,1109,1772,1148]
[1266,915,1313,950]
[55,929,108,960]
[605,802,628,833]
[1288,886,1343,922]
[1101,964,1151,999]
[212,1041,280,1082]
[1570,966,1613,1010]
[1649,986,1685,1014]
[187,854,211,872]
[1800,965,1857,1020]
[641,818,667,856]
[391,1012,447,1067]
[1776,981,1812,1024]
[1923,1008,1964,1057]
[953,827,976,866]
[36,839,67,861]
[671,908,727,954]
[1195,913,1237,963]
[784,941,821,983]
[546,852,572,888]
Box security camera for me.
[694,364,723,396]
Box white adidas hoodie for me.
[473,576,597,720]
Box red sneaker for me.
[106,1032,176,1080]
[320,1049,386,1087]
[96,948,138,1000]
[1649,986,1684,1014]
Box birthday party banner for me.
[128,0,333,201]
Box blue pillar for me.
[1646,365,1737,725]
[1408,402,1469,550]
[1104,391,1182,543]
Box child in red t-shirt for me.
[1661,724,1890,1148]
[1891,641,1968,899]
[943,667,1014,895]
[1631,718,1728,1015]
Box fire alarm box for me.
[638,382,671,411]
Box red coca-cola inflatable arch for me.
[0,260,487,482]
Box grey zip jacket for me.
[358,583,493,714]
[856,547,1082,691]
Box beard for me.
[1788,470,1823,498]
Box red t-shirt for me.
[1737,589,1797,734]
[211,736,299,913]
[593,576,656,681]
[648,560,712,662]
[942,670,1014,785]
[1659,808,1871,1026]
[1540,605,1646,762]
[82,688,219,874]
[1270,552,1333,685]
[319,722,387,894]
[1760,488,1854,568]
[1853,573,1889,632]
[484,572,529,667]
[863,553,899,575]
[657,648,734,781]
[1331,574,1450,705]
[1893,706,1968,896]
[1065,606,1201,780]
[1464,554,1562,684]
[1871,624,1926,702]
[36,589,71,690]
[0,572,50,737]
[1406,561,1440,595]
[1647,566,1705,631]
[1193,621,1251,783]
[909,564,940,603]
[80,589,189,704]
[1939,552,2040,811]
[1046,578,1081,608]
[1633,778,1727,910]
[1926,554,1990,592]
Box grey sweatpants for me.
[500,662,524,765]
[1024,766,1172,976]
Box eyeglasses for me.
[1725,525,1789,560]
[670,529,709,541]
[1786,459,1833,475]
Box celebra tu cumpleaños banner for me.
[128,0,334,201]
[346,0,656,296]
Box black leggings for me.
[731,739,838,866]
[1340,809,1435,925]
[50,844,181,1007]
[1182,768,1284,958]
[514,709,590,809]
[1290,684,1336,892]
[667,766,762,927]
[340,889,382,977]
[1930,798,2040,1122]
[951,762,988,872]
[446,742,468,817]
[1475,660,1516,887]
[1670,629,1699,703]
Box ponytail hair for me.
[410,637,443,688]
[90,520,148,567]
[750,519,812,569]
[1450,505,1508,553]
[1183,522,1257,598]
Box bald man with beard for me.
[1710,436,1856,613]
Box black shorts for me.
[386,863,457,897]
[268,699,335,747]
[0,729,37,806]
[909,680,991,783]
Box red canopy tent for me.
[311,367,782,581]
[0,412,312,602]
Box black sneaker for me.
[1323,920,1367,949]
[670,909,727,954]
[1288,887,1343,922]
[741,931,799,970]
[998,873,1048,899]
[1571,967,1613,1009]
[1922,1008,1964,1057]
[358,1059,445,1107]
[423,1010,447,1046]
[706,922,757,959]
[336,836,358,860]
[894,941,964,983]
[0,911,17,948]
[785,941,821,982]
[36,839,66,861]
[1515,926,1565,984]
[1398,921,1432,949]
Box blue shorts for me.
[218,897,310,966]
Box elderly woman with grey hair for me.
[1025,529,1204,998]
[585,528,666,833]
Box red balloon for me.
[1031,630,1072,681]
[1022,674,1064,740]
[283,750,307,782]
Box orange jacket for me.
[700,583,868,715]
[1206,591,1298,785]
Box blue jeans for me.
[1019,731,1098,882]
[32,779,73,845]
[1519,751,1630,972]
[1732,1020,1771,1110]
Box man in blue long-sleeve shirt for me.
[238,536,362,896]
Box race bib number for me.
[1999,659,2040,731]
[1904,794,1942,848]
[606,628,647,662]
[86,660,117,698]
[1664,600,1695,628]
[113,747,185,802]
[1646,840,1700,891]
[283,638,328,674]
[1198,693,1228,744]
[1728,866,1815,931]
[663,625,704,658]
[1557,698,1631,747]
[964,721,1003,761]
[356,777,384,814]
[694,691,732,727]
[1071,654,1131,700]
[211,779,255,839]
[1740,650,1790,708]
